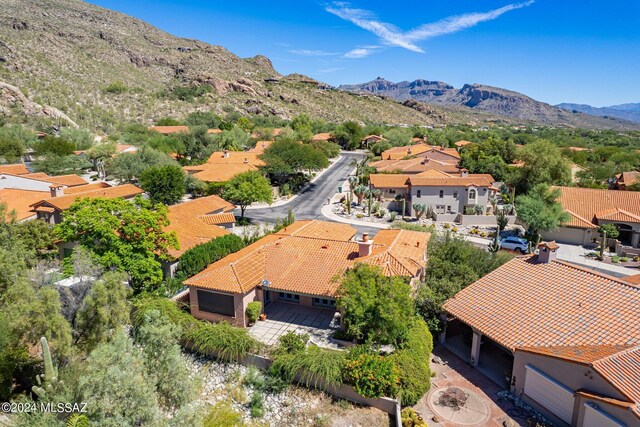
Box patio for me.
[248,302,340,348]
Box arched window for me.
[469,189,477,199]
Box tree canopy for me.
[516,183,570,245]
[55,197,178,292]
[336,263,414,345]
[140,164,186,205]
[223,171,272,219]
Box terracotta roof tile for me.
[311,133,332,141]
[407,174,494,187]
[554,186,640,228]
[205,151,264,166]
[516,345,633,365]
[454,140,474,147]
[444,256,640,352]
[42,174,88,187]
[184,220,427,295]
[31,184,143,211]
[0,164,30,175]
[149,125,189,134]
[165,196,233,259]
[619,171,639,187]
[381,144,460,161]
[591,346,640,404]
[369,174,410,188]
[625,274,640,285]
[185,163,258,183]
[0,189,49,220]
[64,182,112,194]
[370,158,460,174]
[248,141,273,153]
[198,212,236,225]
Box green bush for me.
[246,302,262,324]
[343,347,400,398]
[171,84,212,101]
[612,255,621,263]
[133,297,260,363]
[249,391,264,418]
[275,331,309,355]
[174,234,245,280]
[394,319,433,406]
[104,80,128,94]
[401,408,427,426]
[270,345,345,388]
[203,400,243,427]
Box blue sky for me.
[87,0,640,107]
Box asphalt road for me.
[237,151,382,235]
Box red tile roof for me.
[369,174,410,189]
[381,144,460,161]
[591,346,640,406]
[554,186,640,228]
[370,157,460,174]
[625,274,640,285]
[31,184,143,211]
[184,220,428,296]
[407,174,494,187]
[444,256,640,352]
[311,133,333,142]
[454,140,474,147]
[618,171,638,187]
[0,164,30,175]
[184,163,259,183]
[149,125,189,134]
[0,189,49,220]
[248,141,273,153]
[165,195,234,259]
[198,212,236,225]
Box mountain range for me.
[556,103,640,124]
[339,78,639,130]
[0,0,637,131]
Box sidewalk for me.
[245,154,343,211]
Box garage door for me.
[524,365,575,424]
[583,403,626,427]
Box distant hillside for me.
[557,103,640,124]
[0,0,517,130]
[339,77,639,130]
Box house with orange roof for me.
[380,144,460,162]
[148,125,189,134]
[0,189,50,221]
[311,132,333,142]
[0,163,30,175]
[442,243,640,427]
[0,170,88,192]
[247,140,273,154]
[30,183,143,224]
[369,169,496,217]
[369,157,460,175]
[183,150,265,183]
[361,134,386,147]
[162,195,236,276]
[183,220,429,327]
[542,186,640,255]
[454,140,474,150]
[615,170,638,190]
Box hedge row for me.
[394,319,433,406]
[174,234,245,280]
[133,296,261,362]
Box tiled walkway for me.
[249,302,340,347]
[414,346,526,427]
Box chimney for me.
[537,241,559,263]
[223,150,229,158]
[262,142,266,148]
[244,157,249,164]
[407,148,412,155]
[358,233,374,257]
[49,184,65,197]
[460,169,469,178]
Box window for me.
[439,190,444,198]
[312,298,336,308]
[416,190,421,198]
[197,290,235,317]
[446,206,451,213]
[389,189,396,194]
[278,292,300,303]
[469,189,477,199]
[453,191,458,198]
[436,205,446,214]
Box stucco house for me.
[615,171,638,190]
[441,243,640,427]
[183,220,429,327]
[380,143,460,162]
[183,150,264,183]
[542,186,640,256]
[162,195,236,277]
[369,169,496,217]
[369,157,460,175]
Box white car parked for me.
[499,236,529,254]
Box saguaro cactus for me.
[32,337,63,398]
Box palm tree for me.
[354,185,368,204]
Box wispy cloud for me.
[344,47,374,58]
[326,1,534,54]
[289,49,339,56]
[317,67,345,73]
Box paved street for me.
[237,151,381,235]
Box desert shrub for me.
[133,297,260,362]
[620,257,630,262]
[394,319,433,406]
[171,84,212,101]
[612,256,621,263]
[174,234,245,280]
[343,347,400,398]
[275,331,309,355]
[203,400,243,427]
[270,345,345,387]
[242,366,265,390]
[389,212,397,221]
[246,301,262,324]
[249,391,264,418]
[104,80,128,94]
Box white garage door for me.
[524,365,575,424]
[583,403,626,427]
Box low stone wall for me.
[433,213,458,222]
[456,214,516,226]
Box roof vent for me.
[223,150,229,158]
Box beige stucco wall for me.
[189,286,258,327]
[543,226,594,246]
[574,394,639,427]
[408,185,491,216]
[512,351,632,427]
